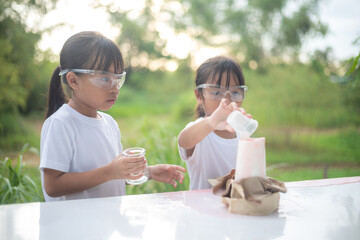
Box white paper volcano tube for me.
[235,137,266,181]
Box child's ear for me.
[66,72,79,90]
[194,89,203,104]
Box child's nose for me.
[109,83,120,93]
[224,92,232,101]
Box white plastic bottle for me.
[226,110,258,138]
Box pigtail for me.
[194,88,205,118]
[45,66,66,118]
[195,104,205,118]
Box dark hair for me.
[45,31,124,118]
[194,56,245,118]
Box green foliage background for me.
[0,0,359,203]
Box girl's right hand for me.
[208,98,237,131]
[237,107,253,119]
[107,154,147,180]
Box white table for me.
[1,177,360,240]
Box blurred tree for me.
[96,0,179,88]
[310,47,334,75]
[346,37,360,79]
[343,37,360,115]
[96,0,328,72]
[164,0,327,70]
[310,37,360,118]
[0,0,57,142]
[97,0,327,72]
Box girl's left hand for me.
[148,164,186,187]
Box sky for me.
[299,0,360,61]
[37,0,360,67]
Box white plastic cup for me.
[124,147,149,185]
[227,110,258,138]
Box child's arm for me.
[148,164,186,187]
[43,154,147,197]
[178,99,236,151]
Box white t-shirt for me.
[178,118,240,190]
[40,104,126,201]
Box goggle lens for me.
[88,73,126,90]
[59,69,126,90]
[197,84,247,102]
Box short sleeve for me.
[40,117,75,172]
[177,118,203,161]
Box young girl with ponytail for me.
[40,31,185,201]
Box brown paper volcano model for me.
[208,169,287,216]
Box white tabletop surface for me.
[1,177,360,240]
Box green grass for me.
[123,120,189,195]
[1,64,360,203]
[267,165,360,182]
[120,116,360,195]
[0,144,43,204]
[2,117,359,202]
[242,65,359,128]
[261,127,360,165]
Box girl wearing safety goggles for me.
[40,31,185,201]
[178,56,253,190]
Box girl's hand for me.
[148,164,186,187]
[237,107,253,119]
[208,98,237,131]
[107,154,147,180]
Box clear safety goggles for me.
[59,69,126,90]
[196,84,247,102]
